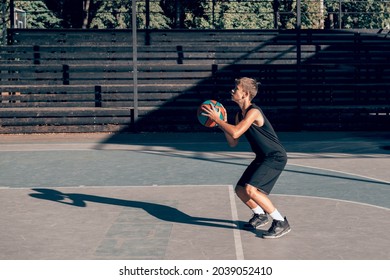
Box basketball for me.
[197,100,227,127]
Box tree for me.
[86,0,131,29]
[15,0,61,28]
[85,0,169,29]
[324,0,390,29]
[159,0,208,28]
[43,0,83,28]
[195,0,273,29]
[137,0,170,29]
[278,0,295,29]
[274,0,327,29]
[7,0,390,30]
[338,0,390,29]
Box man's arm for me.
[202,106,263,146]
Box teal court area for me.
[0,132,389,260]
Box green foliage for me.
[209,1,274,29]
[137,1,170,29]
[9,0,390,30]
[15,0,62,28]
[324,0,390,29]
[159,0,208,28]
[88,1,170,29]
[89,0,132,28]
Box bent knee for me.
[243,184,259,196]
[249,189,260,198]
[235,184,255,195]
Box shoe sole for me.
[262,227,291,239]
[243,219,270,230]
[254,219,270,229]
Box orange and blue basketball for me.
[197,100,227,128]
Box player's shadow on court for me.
[29,188,244,230]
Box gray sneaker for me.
[262,217,291,239]
[243,213,269,230]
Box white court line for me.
[228,185,244,260]
[272,193,390,211]
[289,163,390,185]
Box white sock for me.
[270,209,285,221]
[251,206,265,215]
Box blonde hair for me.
[235,77,259,100]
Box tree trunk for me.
[82,0,90,29]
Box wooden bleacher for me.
[0,28,389,133]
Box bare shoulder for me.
[247,107,264,127]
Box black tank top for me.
[238,104,287,169]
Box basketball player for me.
[201,77,290,239]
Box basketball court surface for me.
[0,131,389,260]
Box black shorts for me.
[237,159,285,195]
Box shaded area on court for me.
[29,188,237,230]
